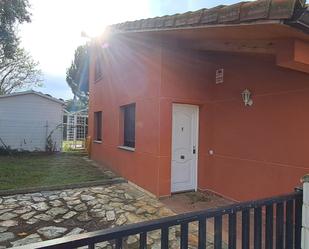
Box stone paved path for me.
[0,183,218,249]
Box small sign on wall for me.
[216,68,224,84]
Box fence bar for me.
[139,232,147,249]
[228,213,237,249]
[285,200,293,249]
[276,203,284,249]
[295,196,302,249]
[265,205,273,249]
[115,238,122,249]
[161,227,169,249]
[180,223,188,249]
[242,209,250,249]
[198,217,206,249]
[214,216,222,249]
[88,244,95,249]
[254,207,262,249]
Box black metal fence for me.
[14,191,302,249]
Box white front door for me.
[171,104,199,193]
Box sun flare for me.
[76,0,151,38]
[21,0,151,76]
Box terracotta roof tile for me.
[218,2,244,23]
[164,15,177,27]
[175,12,191,27]
[143,19,152,29]
[200,7,222,24]
[240,0,271,21]
[269,0,299,19]
[109,0,307,33]
[187,10,204,25]
[155,16,165,28]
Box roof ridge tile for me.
[108,0,307,33]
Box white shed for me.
[0,90,65,152]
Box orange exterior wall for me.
[89,36,309,201]
[89,36,163,196]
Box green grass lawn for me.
[0,152,109,191]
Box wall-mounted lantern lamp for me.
[241,89,253,106]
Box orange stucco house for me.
[89,0,309,201]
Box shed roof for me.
[0,90,65,105]
[109,0,309,33]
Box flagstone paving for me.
[0,183,217,249]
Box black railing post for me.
[161,227,169,249]
[228,212,237,249]
[115,238,122,249]
[242,209,250,249]
[139,232,147,249]
[180,222,189,249]
[214,215,222,249]
[276,202,284,249]
[254,207,262,249]
[198,217,206,249]
[295,195,302,249]
[285,200,294,249]
[265,204,274,249]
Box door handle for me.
[193,145,196,154]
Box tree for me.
[0,0,31,59]
[66,44,90,105]
[65,98,88,112]
[0,47,42,95]
[0,0,42,95]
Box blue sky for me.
[149,0,245,16]
[20,0,250,100]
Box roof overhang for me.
[100,1,309,74]
[108,21,308,54]
[105,21,309,73]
